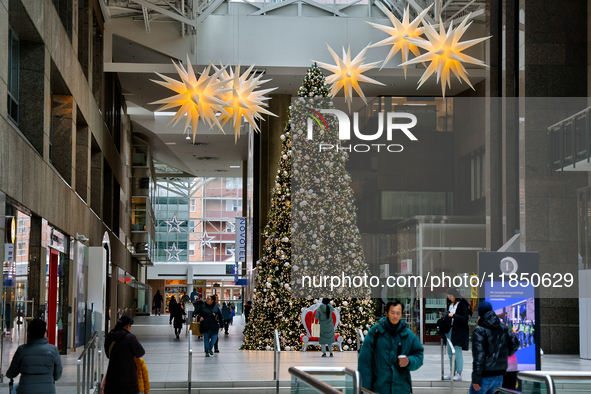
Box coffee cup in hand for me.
[398,355,409,367]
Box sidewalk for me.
[0,314,589,393]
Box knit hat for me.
[478,301,493,316]
[119,315,134,326]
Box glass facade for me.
[154,177,242,263]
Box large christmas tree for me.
[241,64,375,351]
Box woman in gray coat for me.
[314,298,335,357]
[7,319,62,394]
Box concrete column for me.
[259,94,291,254]
[27,215,43,318]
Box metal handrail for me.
[290,367,362,394]
[188,329,192,394]
[274,329,281,394]
[516,372,555,394]
[77,331,100,394]
[492,388,521,394]
[0,331,5,382]
[444,335,456,391]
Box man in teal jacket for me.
[358,300,424,394]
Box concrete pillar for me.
[259,94,291,254]
[27,215,43,318]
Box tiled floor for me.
[0,314,590,392]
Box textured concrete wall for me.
[0,0,134,324]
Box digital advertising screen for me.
[479,252,541,371]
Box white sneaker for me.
[443,373,452,380]
[453,373,462,381]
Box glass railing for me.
[289,366,369,394]
[494,371,591,394]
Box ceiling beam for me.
[130,0,196,26]
[445,0,477,23]
[142,6,151,33]
[195,0,227,26]
[407,0,436,24]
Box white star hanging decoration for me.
[314,44,385,111]
[214,63,278,142]
[367,4,433,76]
[164,213,184,233]
[196,231,216,249]
[401,13,491,97]
[164,243,183,262]
[150,55,232,142]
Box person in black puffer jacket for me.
[104,316,146,394]
[470,302,520,394]
[6,319,62,394]
[197,295,223,357]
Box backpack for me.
[436,316,452,338]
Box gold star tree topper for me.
[367,4,433,76]
[314,44,384,111]
[213,63,278,142]
[401,13,491,97]
[150,55,231,142]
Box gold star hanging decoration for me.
[213,63,278,142]
[401,13,491,97]
[314,44,384,111]
[367,4,433,76]
[150,55,232,142]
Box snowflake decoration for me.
[164,243,183,261]
[164,213,184,233]
[213,63,277,142]
[150,55,231,142]
[314,44,384,111]
[401,13,491,97]
[367,5,432,77]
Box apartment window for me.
[17,243,26,257]
[225,178,242,190]
[189,243,196,256]
[226,199,240,211]
[189,220,195,233]
[190,199,196,212]
[17,219,27,234]
[7,28,19,123]
[226,243,235,255]
[471,149,485,201]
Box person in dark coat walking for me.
[358,300,424,394]
[169,302,186,339]
[153,290,163,316]
[470,302,520,394]
[197,296,223,356]
[440,288,472,381]
[221,303,231,334]
[168,296,177,315]
[104,316,145,394]
[6,319,62,394]
[314,298,335,357]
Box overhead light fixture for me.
[214,170,227,172]
[165,142,176,145]
[230,165,240,168]
[198,157,217,160]
[186,135,191,140]
[154,111,178,117]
